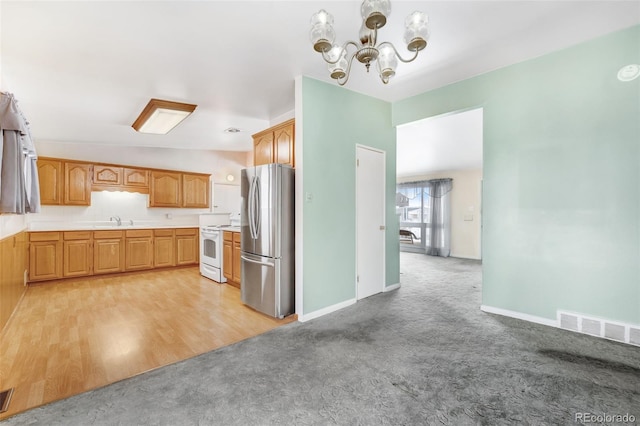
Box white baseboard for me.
[298,298,357,322]
[451,255,482,260]
[384,283,401,292]
[480,305,557,327]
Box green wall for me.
[301,77,398,315]
[393,25,640,324]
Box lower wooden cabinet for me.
[125,230,154,271]
[28,227,200,282]
[223,232,233,283]
[154,229,175,268]
[232,232,241,284]
[93,231,125,275]
[29,232,63,282]
[223,231,241,289]
[176,228,198,265]
[63,231,93,278]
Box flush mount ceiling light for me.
[309,0,429,86]
[224,127,242,133]
[132,99,197,134]
[617,64,640,82]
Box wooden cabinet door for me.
[232,233,241,284]
[123,168,149,190]
[125,239,153,270]
[63,231,92,277]
[154,230,175,268]
[37,158,63,205]
[182,174,210,208]
[29,233,63,281]
[253,132,274,166]
[150,171,182,207]
[176,229,198,265]
[64,162,92,205]
[93,165,123,186]
[274,120,294,167]
[223,232,233,281]
[93,232,125,275]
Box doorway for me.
[396,108,483,260]
[356,145,385,300]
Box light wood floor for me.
[0,267,296,420]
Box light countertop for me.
[28,222,200,232]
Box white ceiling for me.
[1,1,638,154]
[396,108,483,177]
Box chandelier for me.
[309,0,429,86]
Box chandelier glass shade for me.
[309,0,429,86]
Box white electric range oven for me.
[200,225,227,283]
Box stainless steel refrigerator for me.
[240,163,294,318]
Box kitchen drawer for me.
[93,230,124,239]
[223,231,233,242]
[233,232,241,243]
[64,231,92,240]
[126,229,153,238]
[175,228,197,236]
[154,229,174,237]
[29,231,61,242]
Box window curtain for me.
[0,92,41,214]
[425,178,452,257]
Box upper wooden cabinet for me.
[124,168,149,189]
[37,158,63,205]
[253,119,295,167]
[149,171,182,207]
[64,162,92,206]
[92,165,149,193]
[273,121,295,167]
[149,171,210,209]
[38,159,92,206]
[254,132,274,166]
[93,165,122,186]
[182,173,210,208]
[37,157,210,208]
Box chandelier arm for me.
[374,56,390,84]
[336,50,358,86]
[320,41,361,65]
[377,42,421,63]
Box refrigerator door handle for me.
[254,176,261,238]
[241,255,274,267]
[248,176,257,240]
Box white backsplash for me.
[27,191,207,229]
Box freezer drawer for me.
[241,252,293,319]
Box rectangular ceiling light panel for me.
[132,99,197,134]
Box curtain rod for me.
[398,178,453,185]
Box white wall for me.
[0,215,27,239]
[399,169,482,260]
[27,191,206,230]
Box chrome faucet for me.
[110,216,122,226]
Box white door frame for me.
[355,144,386,300]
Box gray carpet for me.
[4,253,640,425]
